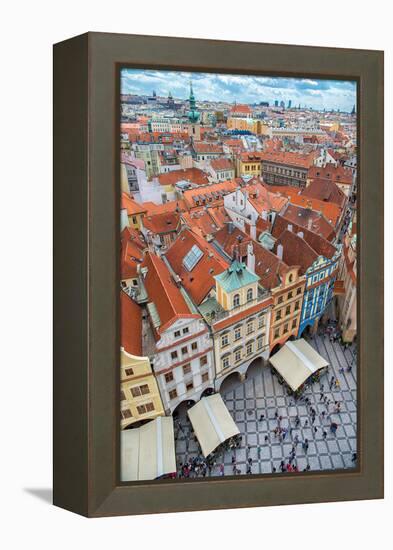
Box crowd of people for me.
[174,330,356,479]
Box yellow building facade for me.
[120,349,165,429]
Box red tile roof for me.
[215,225,252,259]
[158,167,210,187]
[182,180,238,209]
[279,203,336,241]
[272,214,337,262]
[261,150,317,169]
[120,291,142,356]
[308,163,352,185]
[142,252,197,334]
[121,192,147,216]
[210,158,234,172]
[142,212,181,235]
[143,200,187,216]
[273,230,318,275]
[192,141,224,154]
[229,104,252,115]
[181,210,220,238]
[165,228,229,305]
[264,185,342,227]
[302,178,347,208]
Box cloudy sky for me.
[121,69,356,112]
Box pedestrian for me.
[264,435,269,443]
[304,419,308,427]
[272,467,277,473]
[352,453,357,462]
[219,463,224,476]
[323,430,327,439]
[259,413,265,422]
[320,392,324,401]
[248,457,252,465]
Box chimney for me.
[307,218,313,230]
[277,243,284,260]
[247,242,255,273]
[228,221,234,234]
[287,224,293,232]
[250,223,257,240]
[298,231,304,238]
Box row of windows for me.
[121,401,155,420]
[174,327,189,338]
[165,355,208,384]
[233,288,254,308]
[220,318,265,348]
[167,372,210,401]
[277,286,302,304]
[244,164,261,172]
[273,318,298,339]
[275,300,300,321]
[263,164,306,179]
[170,341,198,360]
[221,336,265,369]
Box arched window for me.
[233,294,240,308]
[247,288,253,302]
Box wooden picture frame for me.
[53,32,384,517]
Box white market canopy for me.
[120,416,176,482]
[187,394,240,458]
[269,338,329,392]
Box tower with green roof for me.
[187,81,201,140]
[214,259,260,311]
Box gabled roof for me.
[158,167,210,187]
[263,185,342,227]
[229,104,252,115]
[142,252,196,334]
[261,150,317,169]
[142,211,181,235]
[214,259,259,293]
[182,179,238,209]
[273,230,318,275]
[308,163,353,185]
[302,177,347,208]
[121,291,142,356]
[165,228,229,305]
[272,214,337,261]
[280,203,336,241]
[192,141,224,154]
[121,193,147,216]
[210,158,234,172]
[181,210,220,238]
[214,225,252,259]
[252,242,290,290]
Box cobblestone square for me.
[175,334,357,477]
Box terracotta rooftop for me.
[158,167,210,187]
[308,163,353,185]
[302,177,347,208]
[142,252,196,334]
[272,214,337,262]
[192,141,224,154]
[229,104,252,114]
[279,203,336,241]
[142,211,181,235]
[273,230,318,275]
[121,193,147,216]
[120,291,142,356]
[165,228,229,305]
[261,150,317,169]
[182,179,238,209]
[210,158,234,172]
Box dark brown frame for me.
[53,32,384,517]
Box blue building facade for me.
[298,249,341,337]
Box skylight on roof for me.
[183,245,203,272]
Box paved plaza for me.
[175,333,357,476]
